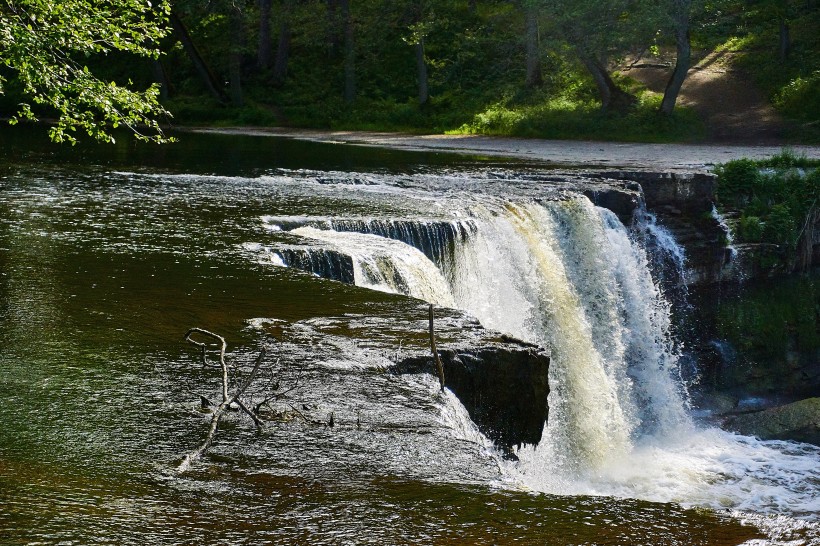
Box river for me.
[1,128,818,545]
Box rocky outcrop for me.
[584,170,732,285]
[265,304,551,457]
[723,398,820,446]
[593,170,717,215]
[393,342,550,457]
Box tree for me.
[258,0,273,68]
[272,0,296,88]
[341,0,356,103]
[1,0,174,143]
[539,0,653,112]
[404,2,431,105]
[228,2,246,106]
[659,0,694,115]
[523,0,543,87]
[168,9,230,104]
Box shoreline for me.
[183,126,820,172]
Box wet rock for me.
[692,391,739,416]
[723,398,820,446]
[393,343,551,458]
[263,302,552,458]
[568,179,643,224]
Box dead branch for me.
[176,329,268,473]
[428,304,446,392]
[184,327,229,402]
[253,359,302,413]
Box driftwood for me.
[428,304,446,391]
[176,328,267,473]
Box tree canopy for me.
[0,0,173,143]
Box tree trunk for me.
[524,5,542,87]
[258,0,273,69]
[272,15,292,87]
[341,0,356,103]
[416,39,429,105]
[327,0,342,56]
[229,5,244,107]
[151,59,171,100]
[581,57,636,113]
[660,27,691,115]
[779,18,791,60]
[169,11,228,103]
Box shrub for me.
[773,71,820,123]
[715,159,761,207]
[763,204,797,245]
[737,215,764,242]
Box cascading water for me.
[258,188,820,526]
[286,226,455,307]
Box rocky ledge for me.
[392,339,550,458]
[259,302,551,457]
[723,397,820,446]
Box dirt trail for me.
[623,50,789,143]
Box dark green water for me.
[0,128,766,544]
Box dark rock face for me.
[723,398,820,446]
[584,170,732,285]
[580,182,643,225]
[393,343,550,457]
[594,171,717,215]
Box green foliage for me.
[0,0,173,144]
[761,148,820,169]
[716,275,820,361]
[763,203,796,244]
[15,0,809,143]
[714,158,761,207]
[716,152,820,246]
[737,215,764,242]
[449,90,704,142]
[774,71,820,123]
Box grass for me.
[445,92,705,143]
[162,78,705,144]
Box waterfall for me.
[264,196,689,473]
[257,192,820,519]
[262,215,475,268]
[446,197,690,477]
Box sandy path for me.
[188,126,820,172]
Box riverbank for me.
[185,127,820,172]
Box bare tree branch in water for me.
[176,328,269,473]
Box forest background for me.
[1,0,819,144]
